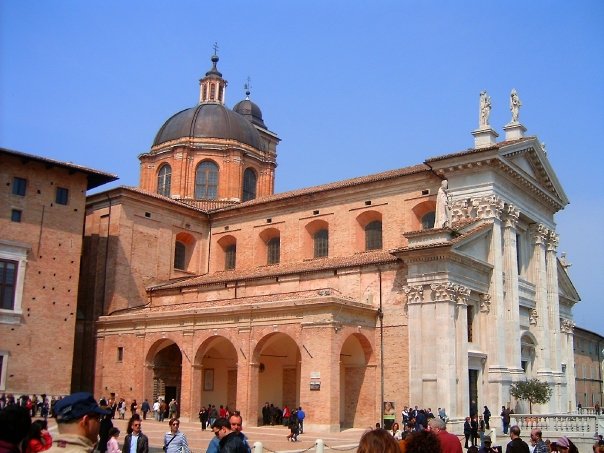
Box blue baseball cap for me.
[54,392,110,422]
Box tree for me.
[510,378,553,413]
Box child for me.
[107,427,121,453]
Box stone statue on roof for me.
[479,91,491,128]
[434,180,451,229]
[510,89,522,123]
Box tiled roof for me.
[1,147,118,190]
[425,137,534,163]
[150,249,399,291]
[210,164,431,212]
[107,186,211,213]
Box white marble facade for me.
[402,132,578,418]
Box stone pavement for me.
[47,417,364,453]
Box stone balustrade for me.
[511,413,597,434]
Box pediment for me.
[451,225,492,263]
[499,139,569,206]
[557,260,580,305]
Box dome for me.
[152,103,263,149]
[233,98,266,129]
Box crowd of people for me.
[371,404,595,453]
[1,393,602,453]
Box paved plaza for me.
[46,416,365,453]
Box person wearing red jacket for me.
[24,420,52,453]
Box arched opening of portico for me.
[192,336,239,415]
[340,333,375,429]
[145,340,183,415]
[252,333,301,426]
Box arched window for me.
[225,244,236,270]
[157,164,172,197]
[242,168,257,202]
[174,241,186,270]
[314,229,328,258]
[267,237,280,265]
[421,212,435,230]
[195,161,219,199]
[365,221,382,250]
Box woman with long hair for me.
[390,422,403,441]
[23,420,52,453]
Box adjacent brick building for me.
[78,55,580,431]
[573,326,603,409]
[0,148,116,395]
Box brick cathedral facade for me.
[72,56,579,432]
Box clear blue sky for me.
[1,1,603,335]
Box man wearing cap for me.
[47,392,110,453]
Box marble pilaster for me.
[404,285,425,407]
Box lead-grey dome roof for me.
[152,103,262,149]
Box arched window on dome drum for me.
[242,168,257,201]
[157,164,172,197]
[225,244,236,270]
[174,241,186,270]
[421,211,435,230]
[267,237,280,265]
[195,161,219,199]
[314,229,328,258]
[365,220,383,250]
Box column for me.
[546,231,563,411]
[529,224,552,374]
[428,283,463,417]
[560,320,576,412]
[475,196,510,408]
[502,205,522,372]
[546,232,562,367]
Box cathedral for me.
[76,54,579,432]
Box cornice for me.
[96,294,377,333]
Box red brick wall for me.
[1,155,89,395]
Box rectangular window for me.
[56,187,69,205]
[11,210,22,223]
[225,245,236,270]
[0,260,17,310]
[12,177,27,196]
[267,238,280,265]
[117,347,124,362]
